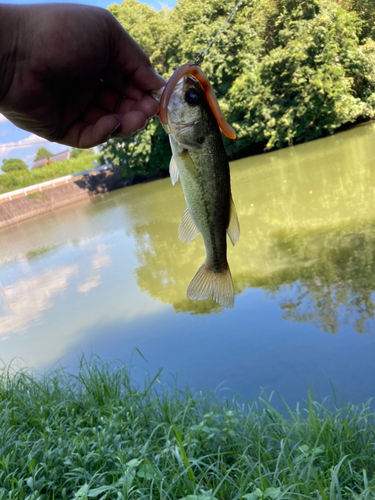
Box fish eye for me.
[185,89,200,106]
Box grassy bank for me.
[0,154,100,195]
[0,359,374,499]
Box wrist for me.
[0,4,23,105]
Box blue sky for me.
[4,0,174,10]
[0,0,174,171]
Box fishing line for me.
[194,0,245,65]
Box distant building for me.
[32,150,71,169]
[50,150,71,163]
[32,157,48,169]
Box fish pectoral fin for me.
[187,262,234,309]
[227,196,240,246]
[178,207,200,244]
[169,155,179,186]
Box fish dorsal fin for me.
[227,196,240,246]
[178,206,200,244]
[169,155,179,185]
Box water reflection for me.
[122,123,375,332]
[0,265,78,336]
[1,123,375,405]
[245,220,375,334]
[77,244,112,294]
[0,243,113,337]
[1,123,375,338]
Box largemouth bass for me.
[159,63,240,308]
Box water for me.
[1,123,375,407]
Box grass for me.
[0,357,374,499]
[0,154,100,195]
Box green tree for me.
[70,148,94,159]
[228,0,375,150]
[1,158,28,173]
[102,0,375,174]
[70,148,83,159]
[34,147,52,161]
[335,0,375,40]
[351,0,375,39]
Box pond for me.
[1,122,375,407]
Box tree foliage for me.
[1,158,28,173]
[70,148,94,159]
[35,147,52,161]
[0,155,100,194]
[336,0,375,40]
[70,148,83,159]
[102,0,375,173]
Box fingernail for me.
[136,118,153,133]
[151,67,167,85]
[106,122,121,142]
[157,73,167,84]
[110,122,121,135]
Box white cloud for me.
[0,114,8,123]
[0,134,49,159]
[22,154,35,164]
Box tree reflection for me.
[129,211,375,330]
[121,181,223,315]
[261,222,375,334]
[124,124,375,331]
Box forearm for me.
[0,4,22,105]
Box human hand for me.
[0,3,165,148]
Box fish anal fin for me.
[169,155,179,186]
[187,262,234,308]
[178,207,200,244]
[227,196,240,246]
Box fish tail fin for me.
[187,262,234,308]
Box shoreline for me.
[1,119,372,230]
[0,167,167,230]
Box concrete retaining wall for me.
[0,168,126,230]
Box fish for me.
[158,63,240,308]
